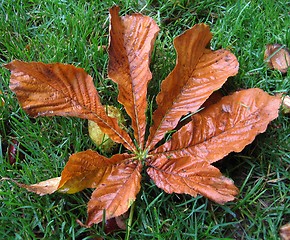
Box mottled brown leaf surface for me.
[87,160,142,226]
[108,6,159,147]
[147,156,238,204]
[153,88,281,163]
[146,25,239,150]
[4,61,135,150]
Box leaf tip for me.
[109,5,120,15]
[3,60,14,71]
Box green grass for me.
[1,0,289,239]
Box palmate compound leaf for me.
[145,24,239,150]
[4,61,135,151]
[4,6,282,229]
[108,6,159,147]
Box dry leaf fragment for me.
[280,223,290,240]
[8,139,19,165]
[102,215,127,234]
[97,45,107,51]
[264,44,290,73]
[2,177,61,196]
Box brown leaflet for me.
[2,177,61,196]
[86,160,142,226]
[146,24,239,150]
[152,88,281,163]
[58,150,131,194]
[108,6,159,147]
[4,61,135,150]
[3,151,131,196]
[147,156,238,204]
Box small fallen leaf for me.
[88,105,125,153]
[102,213,127,234]
[282,95,290,115]
[8,139,19,165]
[25,44,31,51]
[280,223,290,240]
[264,44,290,73]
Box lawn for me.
[0,0,289,239]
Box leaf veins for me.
[5,61,135,150]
